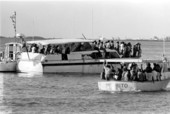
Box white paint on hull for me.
[17,60,43,73]
[98,79,170,92]
[0,61,17,72]
[43,64,103,74]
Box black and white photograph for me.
[1,0,170,113]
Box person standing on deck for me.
[103,61,113,81]
[61,44,70,60]
[122,65,130,81]
[115,41,120,54]
[110,40,114,49]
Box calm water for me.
[0,41,170,114]
[0,73,170,114]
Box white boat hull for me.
[17,60,103,73]
[0,61,17,72]
[98,79,170,92]
[16,52,121,73]
[42,61,103,74]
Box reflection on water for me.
[16,72,43,78]
[0,73,12,114]
[0,73,170,113]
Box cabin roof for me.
[5,42,22,45]
[100,58,164,63]
[27,38,94,45]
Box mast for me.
[10,11,16,38]
[14,11,16,38]
[92,7,94,38]
[163,37,165,56]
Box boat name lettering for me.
[116,83,128,89]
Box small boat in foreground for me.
[0,42,21,72]
[98,59,170,92]
[98,79,170,92]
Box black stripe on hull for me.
[42,62,120,66]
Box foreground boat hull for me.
[0,61,17,72]
[98,79,170,92]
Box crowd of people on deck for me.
[22,43,70,60]
[21,39,142,59]
[101,61,165,82]
[90,40,141,58]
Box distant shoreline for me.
[0,37,170,42]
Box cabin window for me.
[106,52,120,58]
[9,51,13,60]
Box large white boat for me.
[0,42,21,72]
[17,38,137,73]
[98,59,170,92]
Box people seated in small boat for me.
[116,68,123,80]
[101,61,115,81]
[145,63,152,73]
[145,63,155,81]
[153,63,161,81]
[122,65,131,81]
[137,69,147,82]
[129,63,139,81]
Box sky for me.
[1,0,170,39]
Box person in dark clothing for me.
[137,43,142,57]
[133,44,137,57]
[40,46,45,54]
[110,40,114,49]
[62,45,70,60]
[116,41,120,54]
[145,63,152,73]
[46,44,51,54]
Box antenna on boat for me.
[163,37,165,56]
[82,34,87,39]
[10,11,16,38]
[92,6,94,38]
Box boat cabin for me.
[4,42,21,61]
[21,39,120,61]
